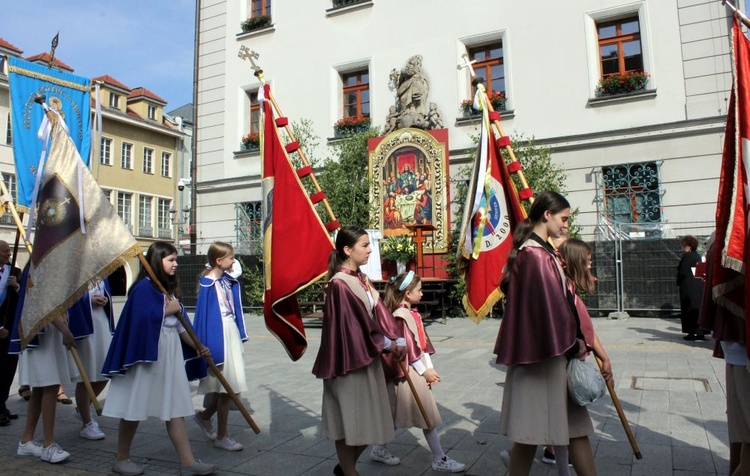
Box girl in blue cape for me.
[68,278,113,441]
[191,242,248,452]
[101,241,217,476]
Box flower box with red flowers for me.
[333,116,371,137]
[241,132,260,151]
[596,71,650,97]
[460,91,507,117]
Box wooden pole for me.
[723,0,750,29]
[596,356,642,459]
[137,253,261,434]
[399,360,432,431]
[238,47,339,229]
[0,177,102,414]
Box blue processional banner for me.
[8,56,91,210]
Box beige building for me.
[195,0,741,250]
[0,40,186,293]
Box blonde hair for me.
[203,241,235,276]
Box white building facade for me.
[195,0,738,252]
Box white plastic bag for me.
[567,358,606,406]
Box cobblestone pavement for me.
[0,312,729,475]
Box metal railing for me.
[579,220,714,316]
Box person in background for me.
[0,240,21,425]
[677,235,705,340]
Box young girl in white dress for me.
[70,278,113,441]
[101,241,216,476]
[192,242,248,451]
[11,265,77,464]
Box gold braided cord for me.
[8,66,89,92]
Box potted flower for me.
[459,91,507,117]
[333,116,371,137]
[380,235,416,276]
[240,15,271,33]
[241,132,260,151]
[596,71,650,97]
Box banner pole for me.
[722,0,750,29]
[137,253,261,434]
[238,47,339,229]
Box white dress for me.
[74,283,112,383]
[19,324,79,387]
[198,281,248,394]
[102,317,194,421]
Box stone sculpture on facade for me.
[385,55,444,134]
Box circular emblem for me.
[39,198,68,226]
[472,175,511,252]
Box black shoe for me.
[695,333,706,341]
[1,409,17,420]
[0,414,10,426]
[333,464,343,476]
[684,334,697,341]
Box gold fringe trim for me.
[463,287,504,324]
[266,270,329,361]
[720,253,746,274]
[19,243,141,349]
[8,66,89,92]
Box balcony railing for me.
[158,228,172,239]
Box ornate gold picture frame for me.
[368,128,449,253]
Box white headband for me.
[399,271,415,292]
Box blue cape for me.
[9,265,38,353]
[68,279,114,340]
[101,278,198,377]
[186,273,247,381]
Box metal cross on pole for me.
[47,32,59,70]
[457,53,477,78]
[238,46,262,76]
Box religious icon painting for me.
[368,128,450,253]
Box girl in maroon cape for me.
[371,270,466,473]
[312,226,405,476]
[494,191,597,476]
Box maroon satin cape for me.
[312,274,392,379]
[698,243,745,359]
[380,307,435,381]
[572,285,596,350]
[494,243,578,366]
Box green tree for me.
[317,127,381,228]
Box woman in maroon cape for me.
[494,191,597,476]
[312,226,405,476]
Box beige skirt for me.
[389,365,442,429]
[320,358,394,446]
[500,355,593,445]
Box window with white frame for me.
[102,188,112,204]
[117,192,133,229]
[138,195,153,236]
[0,173,14,224]
[143,148,153,174]
[121,142,133,169]
[109,93,120,108]
[100,137,112,165]
[601,161,661,223]
[161,152,171,177]
[148,105,156,120]
[157,198,171,238]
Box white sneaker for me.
[193,411,217,440]
[370,445,400,465]
[213,436,243,451]
[40,443,70,464]
[431,455,466,473]
[80,420,105,440]
[17,440,43,457]
[500,450,510,469]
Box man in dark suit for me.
[0,240,22,425]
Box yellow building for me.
[0,40,186,295]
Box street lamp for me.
[170,205,191,255]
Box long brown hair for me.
[327,226,368,279]
[131,241,182,299]
[559,238,595,295]
[499,191,570,294]
[384,271,421,311]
